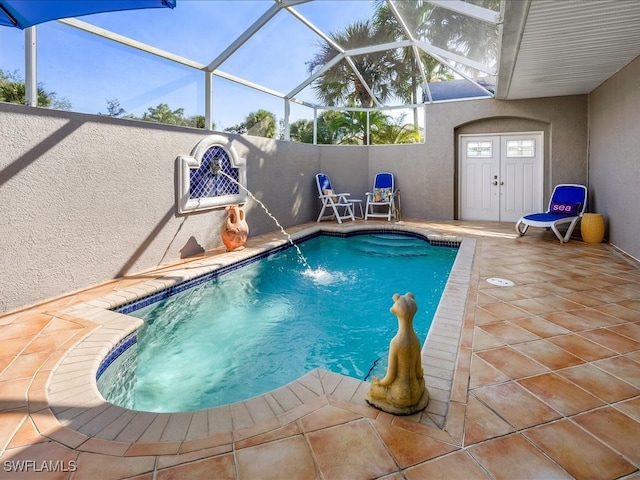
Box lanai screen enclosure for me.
[2,0,502,142]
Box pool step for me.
[350,234,430,257]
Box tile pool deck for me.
[1,220,640,479]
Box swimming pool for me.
[97,232,457,413]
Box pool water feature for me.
[98,233,457,413]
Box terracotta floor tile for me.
[574,407,640,466]
[1,222,639,480]
[608,323,640,342]
[557,364,640,403]
[619,299,640,312]
[549,334,617,362]
[508,297,558,315]
[41,317,86,334]
[467,433,573,479]
[472,382,561,430]
[3,441,79,480]
[595,303,640,322]
[514,284,560,299]
[578,288,630,304]
[235,435,317,480]
[480,287,528,302]
[373,420,458,468]
[511,316,571,338]
[22,330,79,356]
[542,311,599,332]
[594,356,640,388]
[561,291,613,308]
[523,419,636,480]
[306,419,397,479]
[298,404,361,433]
[0,408,28,450]
[535,295,586,314]
[626,350,640,363]
[0,356,14,376]
[472,327,505,351]
[578,329,640,353]
[0,314,52,340]
[404,451,490,480]
[567,307,624,327]
[463,396,514,446]
[0,337,31,360]
[233,422,300,450]
[73,451,156,480]
[553,278,596,292]
[475,346,548,380]
[615,397,640,422]
[0,351,50,382]
[477,291,502,305]
[609,283,640,299]
[518,373,604,415]
[478,303,530,321]
[469,355,510,389]
[7,416,48,448]
[513,339,584,370]
[474,308,502,326]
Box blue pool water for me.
[98,233,457,412]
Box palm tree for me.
[370,114,421,145]
[373,2,453,107]
[307,19,398,144]
[422,0,499,67]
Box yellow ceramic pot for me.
[581,213,605,243]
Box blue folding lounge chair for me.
[315,173,355,224]
[365,172,396,221]
[515,184,587,243]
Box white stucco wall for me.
[588,54,640,261]
[0,105,325,313]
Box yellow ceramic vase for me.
[581,213,605,243]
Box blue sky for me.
[0,1,377,129]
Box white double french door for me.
[459,133,543,222]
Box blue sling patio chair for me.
[365,172,396,221]
[315,173,356,224]
[515,184,588,243]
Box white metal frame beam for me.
[426,0,501,25]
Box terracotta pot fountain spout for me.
[221,205,249,251]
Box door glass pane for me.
[467,141,492,157]
[506,140,535,157]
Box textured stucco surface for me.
[0,93,596,312]
[588,54,640,261]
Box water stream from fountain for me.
[215,169,314,270]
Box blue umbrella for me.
[0,0,175,29]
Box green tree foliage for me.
[290,110,420,145]
[141,103,187,125]
[373,1,454,108]
[102,98,126,117]
[370,113,421,145]
[0,69,71,110]
[107,100,209,129]
[225,109,277,138]
[307,19,398,111]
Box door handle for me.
[492,181,498,186]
